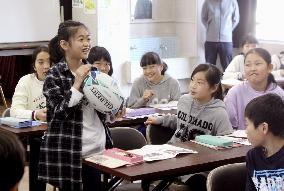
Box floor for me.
[18,167,54,191]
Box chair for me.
[0,75,8,109]
[2,107,10,117]
[206,162,247,191]
[106,127,147,191]
[109,127,185,191]
[110,127,147,150]
[146,124,175,145]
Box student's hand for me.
[143,90,155,102]
[115,107,126,119]
[35,108,47,122]
[73,64,92,90]
[144,116,159,125]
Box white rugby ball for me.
[83,71,124,115]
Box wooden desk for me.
[0,124,47,191]
[84,142,252,191]
[0,108,176,191]
[0,124,47,137]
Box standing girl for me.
[128,51,181,108]
[225,48,284,130]
[145,64,233,191]
[38,20,118,191]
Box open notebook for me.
[85,144,197,168]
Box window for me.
[256,0,284,42]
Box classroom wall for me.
[260,42,284,55]
[72,0,203,96]
[72,0,284,98]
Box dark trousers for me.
[82,163,102,191]
[58,162,103,191]
[205,41,233,71]
[29,137,46,191]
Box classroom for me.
[1,0,284,191]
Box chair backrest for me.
[110,127,147,150]
[2,107,10,118]
[206,162,247,191]
[146,124,175,145]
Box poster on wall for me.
[100,0,112,8]
[84,0,96,14]
[72,0,83,8]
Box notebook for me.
[0,117,32,128]
[125,108,156,118]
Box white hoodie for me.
[11,73,46,119]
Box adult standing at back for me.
[201,0,240,71]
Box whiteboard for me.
[0,0,60,43]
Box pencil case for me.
[195,135,233,147]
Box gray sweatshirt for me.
[201,0,239,42]
[156,94,233,143]
[128,74,181,108]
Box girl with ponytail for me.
[38,20,118,191]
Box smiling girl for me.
[225,48,284,130]
[38,20,123,191]
[128,51,181,108]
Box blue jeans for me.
[205,41,233,71]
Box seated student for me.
[245,94,284,191]
[223,34,258,80]
[128,51,181,108]
[271,51,284,78]
[0,130,25,191]
[10,46,51,121]
[87,46,113,76]
[225,48,284,130]
[145,64,233,191]
[10,46,50,191]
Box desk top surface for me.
[0,124,47,137]
[84,141,252,181]
[0,108,176,136]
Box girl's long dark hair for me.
[31,45,50,72]
[140,52,168,75]
[191,64,223,100]
[87,46,113,76]
[49,20,88,64]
